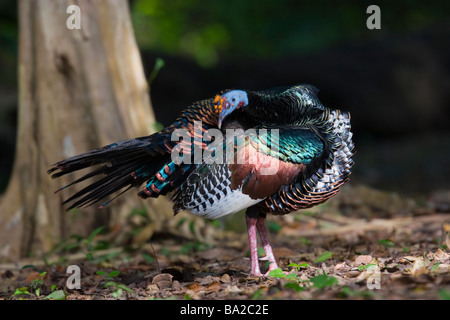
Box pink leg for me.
[246,215,263,276]
[256,216,280,276]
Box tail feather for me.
[53,163,109,193]
[49,137,171,210]
[48,138,163,177]
[64,172,134,209]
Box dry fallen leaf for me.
[220,273,231,283]
[433,248,449,262]
[198,275,218,286]
[152,273,173,289]
[152,273,173,283]
[187,282,205,292]
[25,271,41,284]
[345,269,361,278]
[223,285,242,295]
[334,262,347,271]
[206,281,222,292]
[409,258,428,276]
[146,283,159,294]
[435,263,449,274]
[439,218,450,250]
[400,256,419,263]
[355,265,380,283]
[355,255,373,265]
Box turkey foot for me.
[246,214,285,276]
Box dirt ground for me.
[1,185,449,301]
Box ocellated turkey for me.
[48,84,354,276]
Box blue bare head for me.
[214,90,249,128]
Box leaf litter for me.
[0,185,449,300]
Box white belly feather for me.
[185,187,262,219]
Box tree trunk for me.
[0,0,173,261]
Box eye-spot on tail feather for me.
[137,162,194,199]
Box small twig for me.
[148,241,160,274]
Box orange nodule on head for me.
[214,95,225,114]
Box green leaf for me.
[438,289,450,300]
[175,217,187,229]
[152,121,165,132]
[285,273,298,281]
[96,270,108,276]
[194,241,210,252]
[104,281,133,297]
[251,288,263,299]
[129,207,149,219]
[13,287,30,296]
[108,270,120,278]
[314,251,333,264]
[43,290,67,300]
[63,242,81,251]
[142,253,154,264]
[21,265,37,271]
[148,57,165,84]
[268,268,286,278]
[431,262,441,272]
[268,221,282,233]
[189,220,196,234]
[116,283,134,293]
[377,239,394,248]
[300,237,312,245]
[160,247,171,256]
[179,242,194,254]
[358,263,377,271]
[338,286,359,298]
[112,288,123,299]
[257,247,265,258]
[104,281,117,288]
[284,282,304,292]
[208,220,221,228]
[87,226,105,246]
[310,274,338,289]
[298,263,311,268]
[288,262,310,270]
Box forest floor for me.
[1,185,449,301]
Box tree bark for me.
[0,0,173,261]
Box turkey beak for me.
[218,110,225,129]
[218,100,232,129]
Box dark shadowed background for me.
[0,0,449,196]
